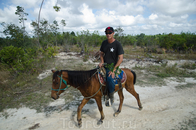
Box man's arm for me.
[114,54,123,71]
[98,51,104,67]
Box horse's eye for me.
[56,83,58,85]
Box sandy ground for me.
[0,52,196,130]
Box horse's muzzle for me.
[51,94,59,100]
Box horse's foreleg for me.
[94,96,105,125]
[126,85,143,110]
[114,89,124,117]
[77,98,90,127]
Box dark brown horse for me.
[51,68,142,127]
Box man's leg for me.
[106,69,115,105]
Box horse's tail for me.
[131,70,136,84]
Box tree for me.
[114,26,125,45]
[50,20,59,46]
[53,6,61,12]
[37,0,45,47]
[61,19,66,32]
[1,23,26,47]
[31,19,51,47]
[15,6,28,43]
[15,6,28,31]
[71,31,76,36]
[114,26,124,37]
[53,0,61,12]
[136,33,145,47]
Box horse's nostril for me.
[52,96,56,100]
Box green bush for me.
[46,46,59,57]
[0,46,36,72]
[38,46,59,58]
[180,62,196,70]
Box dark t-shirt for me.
[100,40,124,65]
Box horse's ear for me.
[51,70,56,73]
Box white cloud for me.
[115,0,144,15]
[149,14,158,20]
[181,14,189,19]
[0,6,18,24]
[79,4,96,25]
[169,22,183,27]
[120,15,135,26]
[0,0,195,36]
[11,0,40,9]
[148,0,196,16]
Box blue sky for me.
[0,0,196,36]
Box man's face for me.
[105,31,114,40]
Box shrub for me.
[0,46,36,72]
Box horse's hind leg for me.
[114,89,124,117]
[126,85,143,110]
[94,96,105,125]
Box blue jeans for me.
[105,68,116,94]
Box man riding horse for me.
[99,26,124,105]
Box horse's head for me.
[51,70,68,100]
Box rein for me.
[81,68,104,99]
[51,68,104,99]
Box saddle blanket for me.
[98,69,127,86]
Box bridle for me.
[51,67,105,98]
[51,74,69,95]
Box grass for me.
[132,60,196,87]
[142,64,196,78]
[0,73,53,112]
[136,75,166,87]
[0,50,97,113]
[180,62,196,70]
[123,45,196,60]
[175,83,195,89]
[0,56,55,112]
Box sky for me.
[0,0,196,36]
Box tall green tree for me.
[15,6,28,31]
[15,6,28,44]
[1,23,27,47]
[50,20,59,46]
[114,26,124,37]
[37,0,45,47]
[61,19,66,32]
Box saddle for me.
[98,67,127,87]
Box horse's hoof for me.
[139,107,143,111]
[97,120,103,125]
[78,123,82,128]
[113,113,118,117]
[113,110,121,117]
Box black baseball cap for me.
[105,27,114,34]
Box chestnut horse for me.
[51,68,142,127]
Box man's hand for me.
[108,71,115,78]
[99,62,104,68]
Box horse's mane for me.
[58,69,98,88]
